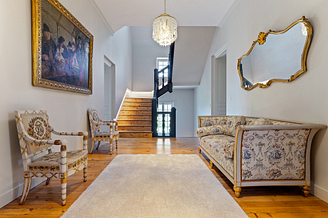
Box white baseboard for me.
[0,177,45,209]
[314,184,328,203]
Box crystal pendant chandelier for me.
[152,0,178,46]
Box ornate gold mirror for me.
[237,16,313,90]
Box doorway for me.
[211,45,227,116]
[104,57,115,123]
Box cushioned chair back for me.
[15,110,52,160]
[88,109,100,133]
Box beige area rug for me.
[61,154,248,218]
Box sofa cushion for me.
[199,135,234,177]
[220,136,235,159]
[200,134,235,159]
[224,116,245,137]
[197,125,224,137]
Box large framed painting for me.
[32,0,93,94]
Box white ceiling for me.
[93,0,236,32]
[92,0,236,87]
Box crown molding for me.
[218,0,241,28]
[88,0,115,35]
[214,43,227,58]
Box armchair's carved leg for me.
[303,185,311,197]
[116,139,118,149]
[83,167,87,182]
[234,186,242,198]
[90,140,95,154]
[109,139,113,155]
[61,176,67,206]
[210,161,214,169]
[60,145,67,206]
[19,177,32,205]
[96,141,100,150]
[46,178,51,185]
[198,147,201,154]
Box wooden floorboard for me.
[1,137,328,217]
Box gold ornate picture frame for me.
[32,0,93,94]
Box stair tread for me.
[121,108,151,111]
[125,98,152,100]
[119,130,152,133]
[118,125,152,127]
[118,119,151,121]
[119,114,151,116]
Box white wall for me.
[0,0,132,208]
[131,27,169,91]
[159,89,194,137]
[109,26,133,113]
[195,0,328,202]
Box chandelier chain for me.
[164,0,166,14]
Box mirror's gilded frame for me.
[237,16,313,90]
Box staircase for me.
[118,97,153,138]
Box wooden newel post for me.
[170,107,176,137]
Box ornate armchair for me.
[14,110,88,206]
[88,109,119,154]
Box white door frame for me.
[104,56,116,119]
[211,43,227,116]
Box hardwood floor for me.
[1,138,328,217]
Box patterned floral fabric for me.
[196,125,224,137]
[224,116,246,137]
[20,113,52,154]
[246,118,271,125]
[28,150,88,172]
[199,116,227,127]
[270,120,298,125]
[200,135,234,177]
[241,129,310,181]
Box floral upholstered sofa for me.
[197,116,326,197]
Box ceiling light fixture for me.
[152,0,178,46]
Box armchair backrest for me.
[15,110,53,161]
[88,109,100,133]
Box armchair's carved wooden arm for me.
[49,127,88,151]
[98,120,118,126]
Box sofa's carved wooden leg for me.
[198,147,201,154]
[234,186,241,198]
[303,185,311,197]
[210,161,214,169]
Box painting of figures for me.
[32,0,93,94]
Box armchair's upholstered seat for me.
[15,110,88,206]
[28,150,88,172]
[88,109,119,154]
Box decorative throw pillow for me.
[202,117,227,127]
[224,116,246,137]
[196,125,224,137]
[271,121,297,125]
[250,118,272,125]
